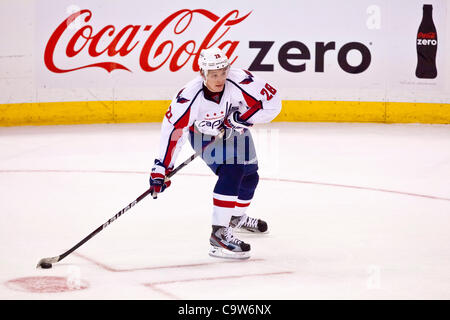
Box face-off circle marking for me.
[5,276,89,293]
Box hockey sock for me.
[212,164,245,226]
[234,171,259,216]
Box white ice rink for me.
[0,122,449,299]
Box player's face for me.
[203,67,229,92]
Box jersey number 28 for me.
[260,83,277,101]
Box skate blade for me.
[233,227,269,235]
[209,246,251,260]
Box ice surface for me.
[0,122,449,299]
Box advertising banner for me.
[34,0,448,102]
[0,0,448,125]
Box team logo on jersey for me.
[176,88,190,104]
[239,70,254,84]
[197,119,223,130]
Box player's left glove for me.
[149,159,172,199]
[223,111,253,133]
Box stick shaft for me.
[42,130,223,265]
[58,188,152,261]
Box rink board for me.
[0,100,449,126]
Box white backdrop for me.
[0,0,449,104]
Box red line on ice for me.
[144,271,294,300]
[145,284,180,299]
[73,252,269,299]
[73,252,265,272]
[1,169,449,201]
[145,271,294,286]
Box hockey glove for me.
[223,111,253,133]
[149,160,172,199]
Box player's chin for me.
[214,84,224,91]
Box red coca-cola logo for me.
[44,9,251,73]
[417,32,436,39]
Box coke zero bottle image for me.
[416,4,437,79]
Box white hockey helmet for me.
[198,47,229,76]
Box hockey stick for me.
[36,130,224,269]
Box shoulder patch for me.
[239,70,254,85]
[176,88,190,104]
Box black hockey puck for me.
[40,262,52,269]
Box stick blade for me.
[36,256,60,268]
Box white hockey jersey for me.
[157,68,282,168]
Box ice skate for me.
[230,214,268,234]
[209,226,251,260]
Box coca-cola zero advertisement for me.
[33,0,448,103]
[416,4,438,79]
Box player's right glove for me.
[223,111,253,133]
[149,159,172,199]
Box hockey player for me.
[149,47,281,259]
